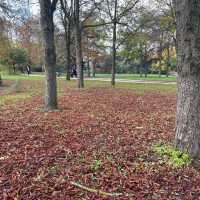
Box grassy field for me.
[1,74,177,96]
[1,73,177,82]
[0,75,176,107]
[95,73,177,81]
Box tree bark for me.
[39,0,58,110]
[87,59,90,77]
[111,0,117,86]
[92,60,96,77]
[175,0,200,159]
[158,32,163,78]
[111,21,117,86]
[166,44,170,77]
[139,54,143,77]
[64,22,71,81]
[74,0,84,88]
[86,37,90,78]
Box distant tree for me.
[39,0,58,110]
[73,0,84,88]
[8,48,28,73]
[17,16,43,68]
[60,0,73,80]
[103,0,140,85]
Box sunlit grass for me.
[62,80,177,94]
[2,74,43,81]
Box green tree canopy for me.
[9,48,28,66]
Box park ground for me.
[0,75,200,200]
[94,74,176,82]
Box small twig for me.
[71,181,123,197]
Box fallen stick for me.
[70,181,123,197]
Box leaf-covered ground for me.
[0,80,200,200]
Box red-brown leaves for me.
[0,85,200,199]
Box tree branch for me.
[51,0,59,12]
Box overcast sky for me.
[29,0,157,15]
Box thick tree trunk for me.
[175,0,200,159]
[39,0,58,110]
[74,0,84,88]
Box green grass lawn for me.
[3,75,176,97]
[2,73,177,82]
[94,73,177,81]
[1,74,43,81]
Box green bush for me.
[153,143,190,168]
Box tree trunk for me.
[65,22,71,81]
[74,0,84,88]
[92,60,96,78]
[144,62,148,78]
[158,32,163,78]
[86,38,90,78]
[158,58,162,78]
[39,0,58,110]
[144,47,148,78]
[139,54,143,77]
[111,0,117,86]
[175,0,200,159]
[111,21,117,86]
[87,59,90,77]
[166,44,170,78]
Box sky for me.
[29,0,39,15]
[29,0,157,15]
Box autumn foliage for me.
[0,80,200,199]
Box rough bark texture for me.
[39,0,58,110]
[74,0,84,88]
[175,0,200,159]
